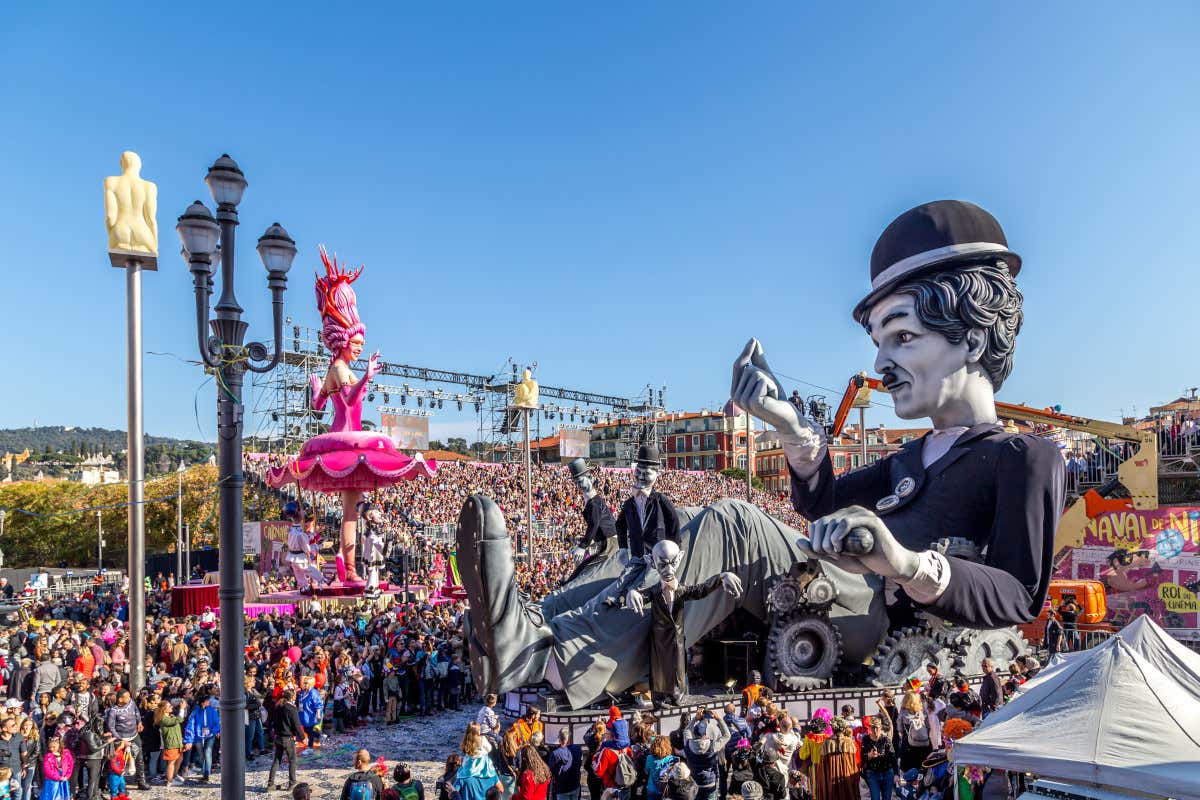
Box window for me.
[869,453,880,463]
[705,455,715,469]
[705,433,715,450]
[834,454,845,469]
[852,454,861,468]
[692,435,700,450]
[677,435,687,452]
[737,455,747,470]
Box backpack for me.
[397,781,421,800]
[347,773,376,800]
[613,750,638,789]
[905,715,929,747]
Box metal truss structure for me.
[249,325,664,462]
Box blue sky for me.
[1,3,1195,443]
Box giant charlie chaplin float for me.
[457,201,1064,707]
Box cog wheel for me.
[867,625,946,686]
[961,627,1027,674]
[804,575,836,607]
[768,580,802,615]
[767,613,841,690]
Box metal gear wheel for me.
[767,580,802,615]
[867,625,948,686]
[961,627,1027,674]
[804,575,836,607]
[767,613,842,690]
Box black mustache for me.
[880,373,907,389]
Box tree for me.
[427,440,446,452]
[719,467,763,490]
[446,437,470,456]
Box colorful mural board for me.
[1054,506,1200,639]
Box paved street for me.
[152,708,475,798]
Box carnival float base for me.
[502,676,985,740]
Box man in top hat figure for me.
[564,458,619,584]
[603,444,680,604]
[457,200,1062,710]
[731,199,1064,630]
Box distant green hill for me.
[1,427,214,480]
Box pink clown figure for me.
[432,551,447,597]
[268,247,436,585]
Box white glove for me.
[626,590,645,614]
[643,553,655,566]
[720,572,743,598]
[730,339,808,436]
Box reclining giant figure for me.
[457,200,1065,709]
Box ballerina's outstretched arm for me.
[309,374,329,412]
[344,351,381,405]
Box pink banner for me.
[1055,506,1200,639]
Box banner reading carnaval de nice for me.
[1054,506,1200,640]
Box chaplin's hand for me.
[797,506,919,581]
[720,572,743,598]
[730,339,805,436]
[366,351,381,380]
[626,589,645,615]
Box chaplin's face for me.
[573,474,594,494]
[866,294,979,421]
[633,464,659,490]
[652,540,682,581]
[346,334,365,361]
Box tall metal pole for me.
[177,156,294,800]
[176,463,184,584]
[744,410,753,501]
[859,406,868,465]
[97,511,103,571]
[524,407,533,569]
[184,523,191,581]
[125,261,146,694]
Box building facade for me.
[589,410,750,470]
[754,424,931,495]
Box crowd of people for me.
[246,458,808,601]
[408,656,1041,800]
[0,579,477,800]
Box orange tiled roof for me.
[421,449,472,462]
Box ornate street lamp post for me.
[177,155,295,800]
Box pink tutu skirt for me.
[266,431,437,492]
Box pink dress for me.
[268,383,436,491]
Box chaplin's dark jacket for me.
[633,574,726,697]
[616,490,680,558]
[789,423,1065,629]
[578,494,618,551]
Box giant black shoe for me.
[457,495,553,695]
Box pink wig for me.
[315,245,366,356]
[812,707,833,736]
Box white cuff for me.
[779,423,828,481]
[899,550,952,603]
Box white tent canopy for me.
[952,616,1200,800]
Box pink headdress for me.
[315,245,366,356]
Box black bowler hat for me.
[634,444,661,467]
[853,200,1021,323]
[566,458,591,480]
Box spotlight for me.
[272,412,279,422]
[438,399,444,409]
[474,402,481,413]
[368,392,375,402]
[417,397,423,407]
[401,395,406,406]
[457,400,463,411]
[384,393,390,403]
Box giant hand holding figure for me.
[457,200,1062,708]
[267,247,436,584]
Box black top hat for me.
[634,444,661,467]
[566,458,591,480]
[853,200,1021,323]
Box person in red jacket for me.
[591,725,629,793]
[514,744,551,800]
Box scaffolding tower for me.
[250,327,659,464]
